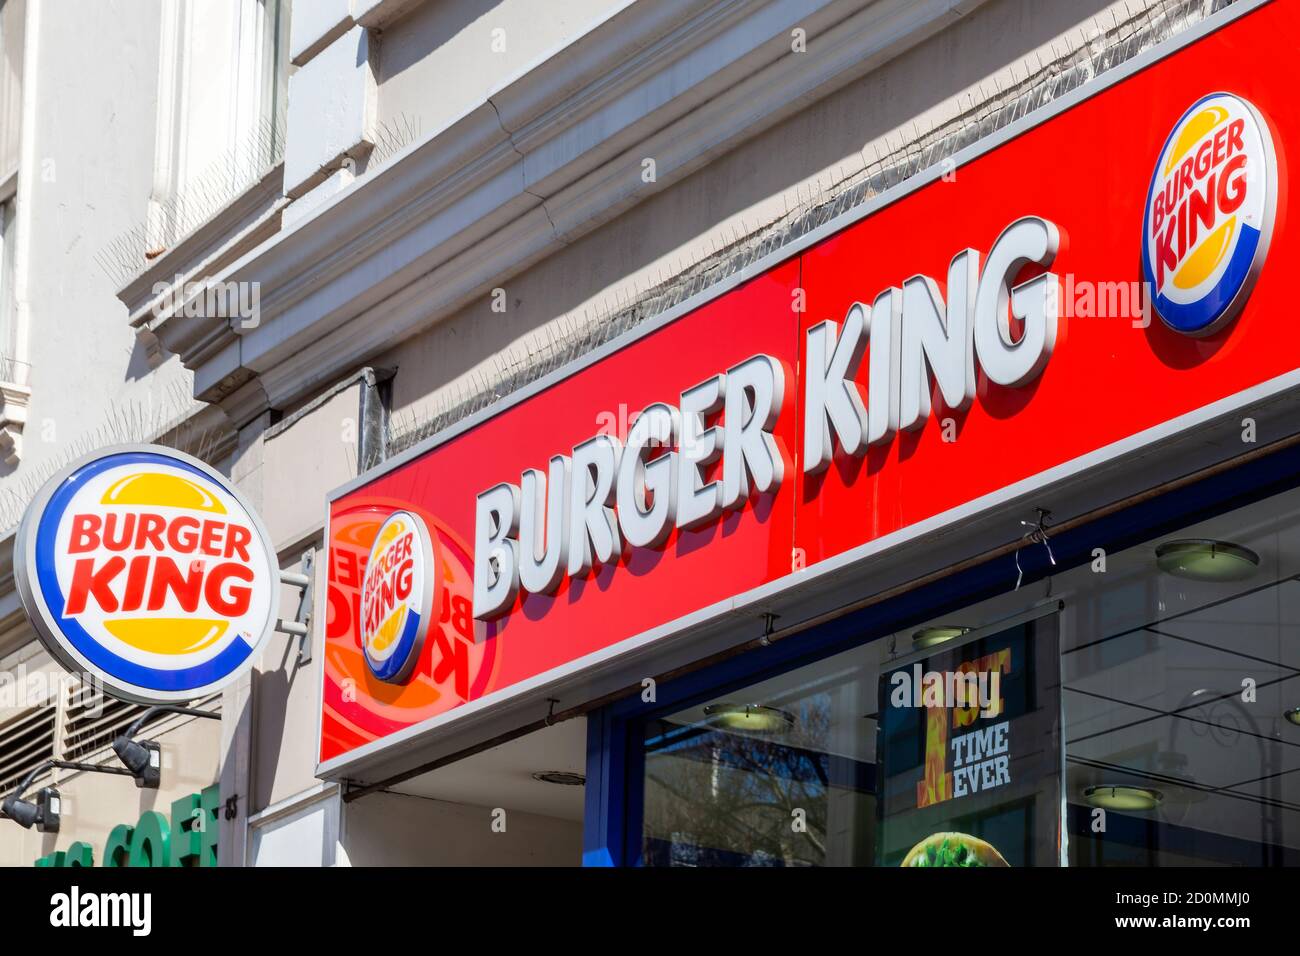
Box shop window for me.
[0,0,26,397]
[1061,488,1300,866]
[635,483,1300,866]
[0,0,23,185]
[642,642,885,866]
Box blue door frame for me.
[582,440,1300,866]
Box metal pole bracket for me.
[276,549,315,665]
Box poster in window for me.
[877,614,1062,866]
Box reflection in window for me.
[640,484,1300,866]
[643,648,881,866]
[1063,504,1300,865]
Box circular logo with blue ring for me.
[14,445,279,703]
[1142,92,1277,337]
[360,510,435,683]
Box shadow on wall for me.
[379,0,508,83]
[251,638,315,812]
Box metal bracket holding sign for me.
[277,549,315,665]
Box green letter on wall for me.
[171,783,220,867]
[127,810,171,867]
[64,842,94,867]
[103,824,134,867]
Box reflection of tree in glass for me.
[644,693,836,866]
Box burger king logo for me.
[15,446,278,703]
[1143,92,1277,336]
[360,510,434,683]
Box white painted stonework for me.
[283,25,377,199]
[290,0,354,67]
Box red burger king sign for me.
[15,445,279,703]
[319,1,1298,772]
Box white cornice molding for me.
[120,162,288,325]
[160,0,987,410]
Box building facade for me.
[2,0,1296,867]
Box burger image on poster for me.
[901,832,1010,867]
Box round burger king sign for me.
[1143,92,1277,336]
[15,445,279,703]
[360,510,434,683]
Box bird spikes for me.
[381,0,1218,465]
[95,112,287,289]
[0,381,230,534]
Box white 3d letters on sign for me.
[617,403,679,548]
[473,482,521,620]
[973,216,1061,386]
[722,355,785,509]
[472,217,1059,619]
[567,434,623,578]
[803,215,1060,471]
[899,249,979,431]
[519,456,571,594]
[866,289,903,446]
[472,359,788,620]
[676,374,726,531]
[803,309,868,474]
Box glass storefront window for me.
[639,483,1300,866]
[1062,488,1300,866]
[642,643,885,866]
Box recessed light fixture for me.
[1155,539,1259,582]
[1083,784,1164,811]
[912,625,970,650]
[531,770,586,786]
[702,703,794,734]
[1284,707,1300,727]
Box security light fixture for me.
[111,704,220,789]
[1083,784,1164,812]
[35,787,60,832]
[1155,539,1260,582]
[702,703,795,734]
[3,773,72,832]
[2,762,133,832]
[111,737,161,789]
[912,625,970,650]
[1,792,41,829]
[3,707,221,830]
[531,771,586,786]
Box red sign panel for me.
[321,1,1295,765]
